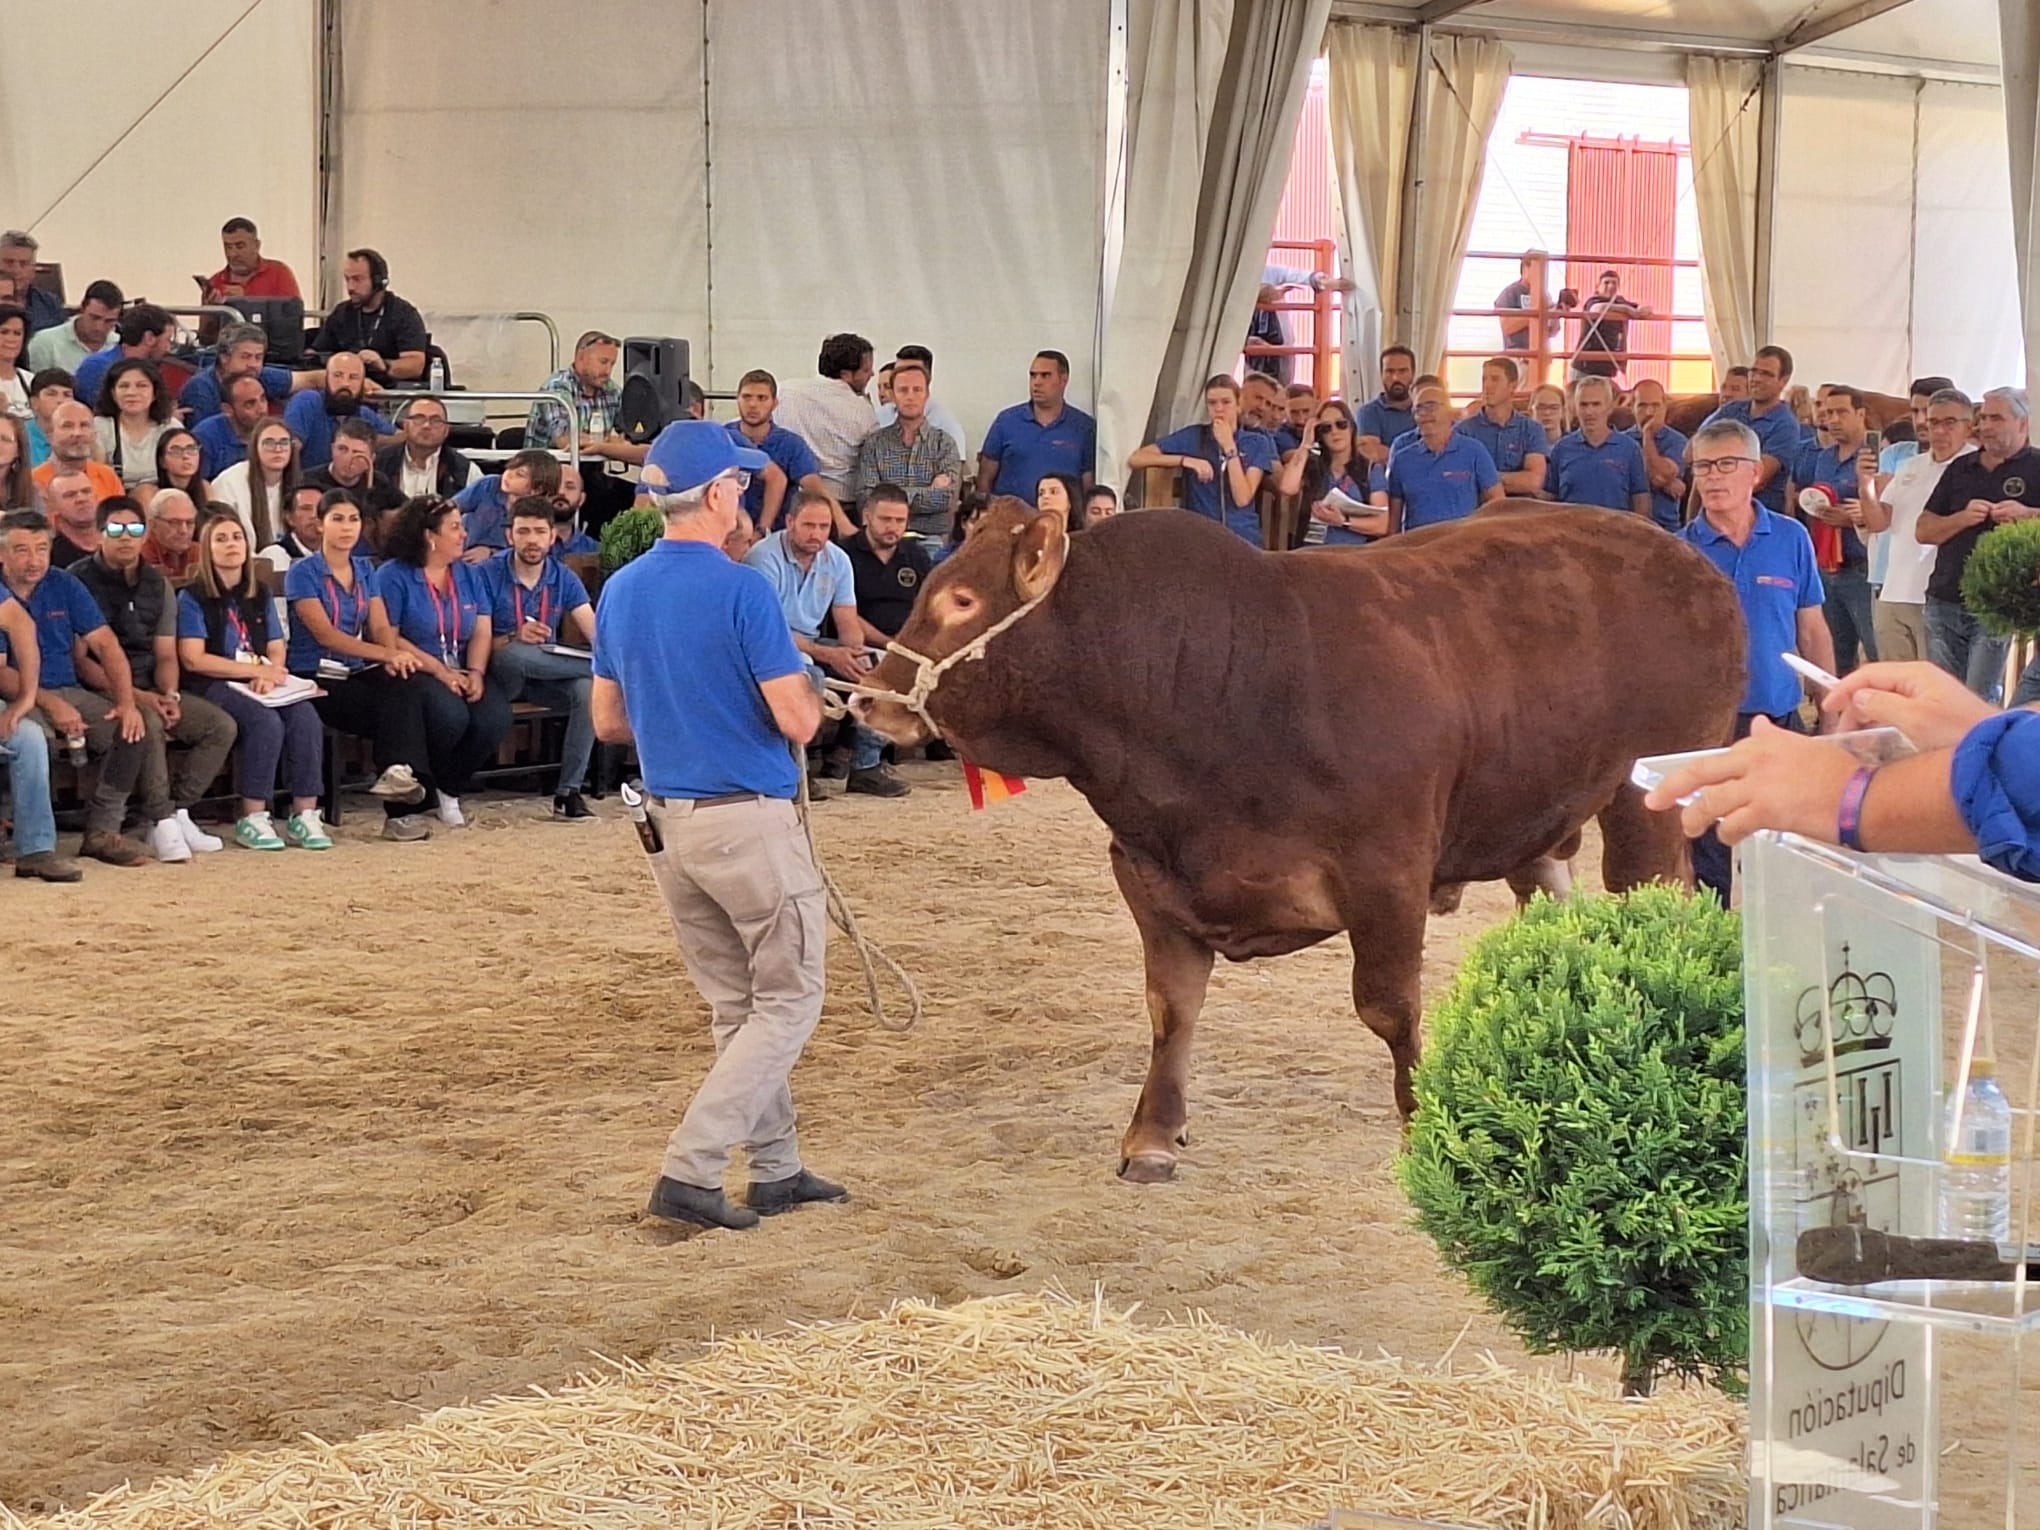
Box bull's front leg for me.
[1347,886,1432,1120]
[1110,843,1214,1183]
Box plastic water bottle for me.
[1939,1057,2013,1253]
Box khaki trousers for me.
[645,794,827,1188]
[1873,599,1930,665]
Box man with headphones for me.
[311,247,429,386]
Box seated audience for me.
[977,350,1095,503]
[1281,384,1319,456]
[26,280,121,374]
[72,496,236,862]
[0,233,64,335]
[32,400,123,504]
[528,331,646,528]
[721,515,758,562]
[375,394,477,499]
[876,361,895,407]
[192,374,269,479]
[259,484,324,572]
[1627,379,1690,531]
[140,427,214,515]
[1035,472,1087,532]
[0,414,31,509]
[851,359,960,540]
[772,331,878,530]
[175,513,330,851]
[0,303,29,413]
[311,248,428,385]
[203,217,301,302]
[0,592,81,880]
[177,321,320,422]
[1719,365,1752,402]
[23,367,73,467]
[140,488,201,583]
[1083,484,1120,523]
[1389,384,1503,532]
[72,303,174,406]
[306,417,404,518]
[745,490,909,798]
[875,344,970,457]
[1530,383,1568,446]
[1546,376,1650,514]
[0,508,150,866]
[1456,356,1548,498]
[1240,372,1289,448]
[372,496,515,825]
[1860,388,1973,665]
[453,447,563,557]
[283,492,439,842]
[1278,399,1387,546]
[212,418,302,551]
[845,484,933,639]
[1355,346,1419,466]
[728,368,829,532]
[283,352,394,470]
[550,467,599,556]
[1127,374,1277,546]
[92,359,180,489]
[480,498,598,820]
[41,465,103,568]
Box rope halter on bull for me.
[817,589,1052,731]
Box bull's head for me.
[854,495,1069,746]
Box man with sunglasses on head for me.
[71,497,237,863]
[377,394,480,500]
[1674,417,1835,901]
[530,330,646,532]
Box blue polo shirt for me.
[1794,440,1871,566]
[980,402,1097,504]
[1703,399,1803,512]
[726,420,821,524]
[592,539,803,800]
[454,474,517,551]
[193,411,250,479]
[1387,432,1499,530]
[1155,425,1279,544]
[1678,508,1824,716]
[1952,711,2040,882]
[1455,409,1546,476]
[1626,424,1689,531]
[283,392,393,470]
[1320,464,1383,547]
[743,530,857,639]
[374,560,489,662]
[552,529,599,558]
[1355,396,1417,449]
[1547,428,1650,512]
[178,363,294,423]
[479,549,591,637]
[283,550,378,672]
[71,348,130,407]
[1273,424,1305,457]
[0,569,107,689]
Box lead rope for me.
[794,750,922,1033]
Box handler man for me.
[591,420,847,1232]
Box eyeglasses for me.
[103,522,148,539]
[718,469,752,492]
[1690,456,1756,476]
[163,441,200,456]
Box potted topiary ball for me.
[1398,886,1746,1396]
[599,505,665,575]
[1959,519,2040,639]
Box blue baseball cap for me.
[638,419,768,497]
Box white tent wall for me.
[0,0,317,316]
[334,0,708,396]
[1914,79,2026,392]
[704,0,1107,453]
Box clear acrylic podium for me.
[1745,833,2040,1529]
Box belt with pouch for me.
[648,790,763,809]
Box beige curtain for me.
[1685,56,1764,376]
[1093,0,1233,492]
[2003,0,2040,398]
[1327,26,1508,390]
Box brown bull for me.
[854,499,1745,1181]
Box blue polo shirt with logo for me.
[282,392,394,470]
[1679,508,1824,715]
[727,420,821,525]
[1547,428,1650,512]
[1455,409,1546,477]
[1627,423,1689,531]
[1794,440,1871,566]
[980,402,1097,504]
[0,568,108,689]
[479,549,591,637]
[1387,431,1499,530]
[177,363,295,423]
[1155,424,1279,544]
[283,550,378,673]
[744,529,857,638]
[1702,399,1803,512]
[1355,396,1417,450]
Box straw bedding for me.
[10,1291,1744,1529]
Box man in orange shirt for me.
[202,217,301,303]
[32,401,122,504]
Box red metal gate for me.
[1562,136,1678,388]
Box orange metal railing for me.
[1241,238,1338,390]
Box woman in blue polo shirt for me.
[286,490,442,842]
[371,496,512,827]
[174,513,331,852]
[1127,374,1279,546]
[1277,400,1389,547]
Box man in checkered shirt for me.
[849,359,960,541]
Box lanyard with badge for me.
[323,559,361,639]
[511,576,551,635]
[426,571,465,667]
[226,602,258,664]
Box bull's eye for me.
[948,590,978,615]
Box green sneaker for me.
[234,812,285,851]
[284,809,333,850]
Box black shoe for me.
[819,755,852,782]
[646,1177,759,1231]
[923,739,956,762]
[847,764,910,798]
[744,1168,849,1215]
[552,790,594,821]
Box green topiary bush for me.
[1959,520,2040,638]
[1397,886,1747,1397]
[600,506,664,574]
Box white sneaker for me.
[436,793,466,828]
[370,764,426,804]
[174,808,224,853]
[150,817,192,864]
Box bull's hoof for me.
[1429,884,1465,916]
[1117,1152,1178,1183]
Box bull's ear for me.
[1011,506,1070,602]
